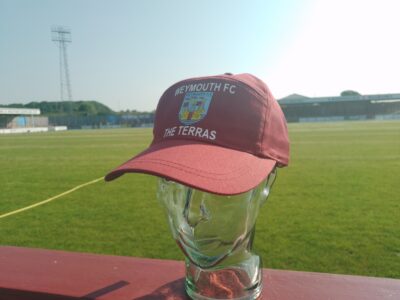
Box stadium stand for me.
[278,93,400,123]
[0,108,66,134]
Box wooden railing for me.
[0,246,399,300]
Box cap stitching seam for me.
[152,139,265,159]
[260,95,273,155]
[258,103,267,154]
[126,159,257,179]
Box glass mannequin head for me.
[157,168,277,299]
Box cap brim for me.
[105,140,276,195]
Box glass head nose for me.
[184,189,211,228]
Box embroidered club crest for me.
[179,92,213,125]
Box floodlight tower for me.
[51,26,73,101]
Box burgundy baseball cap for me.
[105,73,289,195]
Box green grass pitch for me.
[0,120,399,278]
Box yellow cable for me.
[0,177,104,220]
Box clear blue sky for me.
[1,0,399,111]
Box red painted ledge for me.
[0,246,399,300]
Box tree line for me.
[3,101,116,116]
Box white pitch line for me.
[0,177,104,220]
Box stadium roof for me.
[0,108,40,115]
[278,93,400,105]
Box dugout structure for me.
[0,108,49,134]
[279,93,400,123]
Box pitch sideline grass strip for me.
[0,177,104,220]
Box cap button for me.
[224,72,233,75]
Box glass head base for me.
[185,256,263,300]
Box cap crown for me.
[152,73,289,166]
